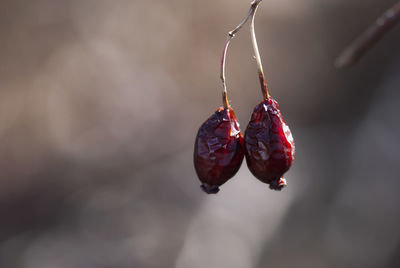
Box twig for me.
[220,0,263,108]
[335,1,400,68]
[249,1,269,99]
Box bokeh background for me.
[1,0,400,267]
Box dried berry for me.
[244,98,295,190]
[194,107,244,194]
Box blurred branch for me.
[335,1,400,68]
[220,0,262,108]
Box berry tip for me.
[201,183,220,194]
[269,178,287,191]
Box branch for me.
[335,1,400,68]
[220,0,263,108]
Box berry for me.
[194,107,245,194]
[244,98,295,190]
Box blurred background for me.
[0,0,400,267]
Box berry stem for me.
[220,0,264,108]
[335,1,400,68]
[249,0,269,100]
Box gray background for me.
[0,0,399,267]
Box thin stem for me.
[335,1,400,68]
[220,0,263,108]
[250,0,269,99]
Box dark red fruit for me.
[194,107,245,194]
[244,98,295,190]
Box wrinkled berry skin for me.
[194,107,245,194]
[245,98,295,190]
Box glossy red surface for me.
[194,107,245,194]
[244,98,295,190]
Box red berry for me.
[244,98,295,190]
[194,107,245,194]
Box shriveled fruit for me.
[244,98,295,190]
[194,107,244,194]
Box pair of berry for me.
[193,0,295,194]
[194,94,295,194]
